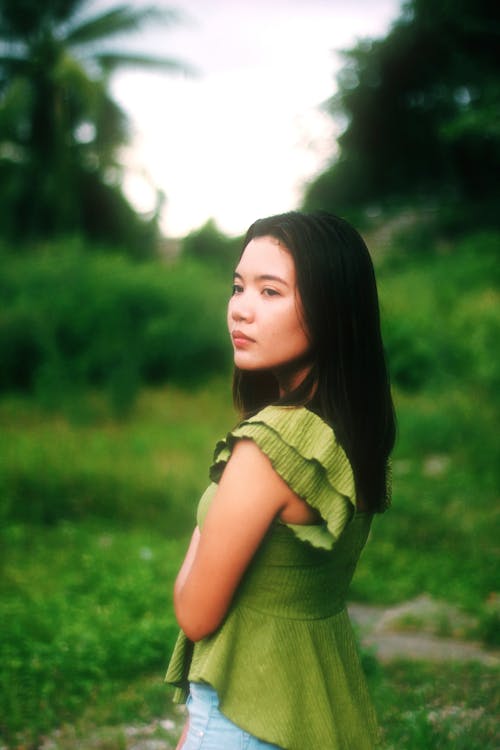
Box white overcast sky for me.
[88,0,402,237]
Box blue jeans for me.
[181,682,282,750]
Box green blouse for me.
[165,405,389,749]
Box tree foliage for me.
[303,0,500,229]
[0,0,187,253]
[181,219,243,270]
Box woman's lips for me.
[231,330,254,347]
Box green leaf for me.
[65,5,179,46]
[94,52,194,76]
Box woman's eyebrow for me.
[233,271,289,287]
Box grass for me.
[0,378,235,528]
[6,661,499,750]
[1,378,498,747]
[1,521,184,740]
[0,381,235,745]
[352,385,499,613]
[373,661,499,749]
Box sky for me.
[91,0,402,237]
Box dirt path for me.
[349,598,499,667]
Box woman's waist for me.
[234,560,350,618]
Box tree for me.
[303,0,500,231]
[181,219,243,270]
[0,0,188,252]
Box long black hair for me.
[233,210,396,512]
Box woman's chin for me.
[233,354,261,370]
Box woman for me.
[166,211,395,749]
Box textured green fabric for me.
[165,405,385,749]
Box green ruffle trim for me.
[209,405,358,550]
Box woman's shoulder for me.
[246,403,332,440]
[210,404,357,550]
[212,404,342,474]
[244,404,340,458]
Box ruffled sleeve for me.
[209,405,358,550]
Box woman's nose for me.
[230,294,253,322]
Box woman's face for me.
[227,235,311,392]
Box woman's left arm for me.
[173,438,295,641]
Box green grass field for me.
[1,379,498,748]
[1,382,233,745]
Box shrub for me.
[378,231,500,393]
[0,246,232,413]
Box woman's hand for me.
[175,719,189,750]
[173,438,298,641]
[174,526,200,595]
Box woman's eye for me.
[262,288,279,297]
[231,283,243,295]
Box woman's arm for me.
[174,526,200,595]
[173,438,297,641]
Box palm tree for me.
[0,0,189,251]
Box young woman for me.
[166,211,396,749]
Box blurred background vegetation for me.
[1,0,499,748]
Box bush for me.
[0,245,232,413]
[378,231,500,393]
[382,317,435,391]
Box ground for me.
[31,595,499,750]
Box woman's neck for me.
[274,361,314,399]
